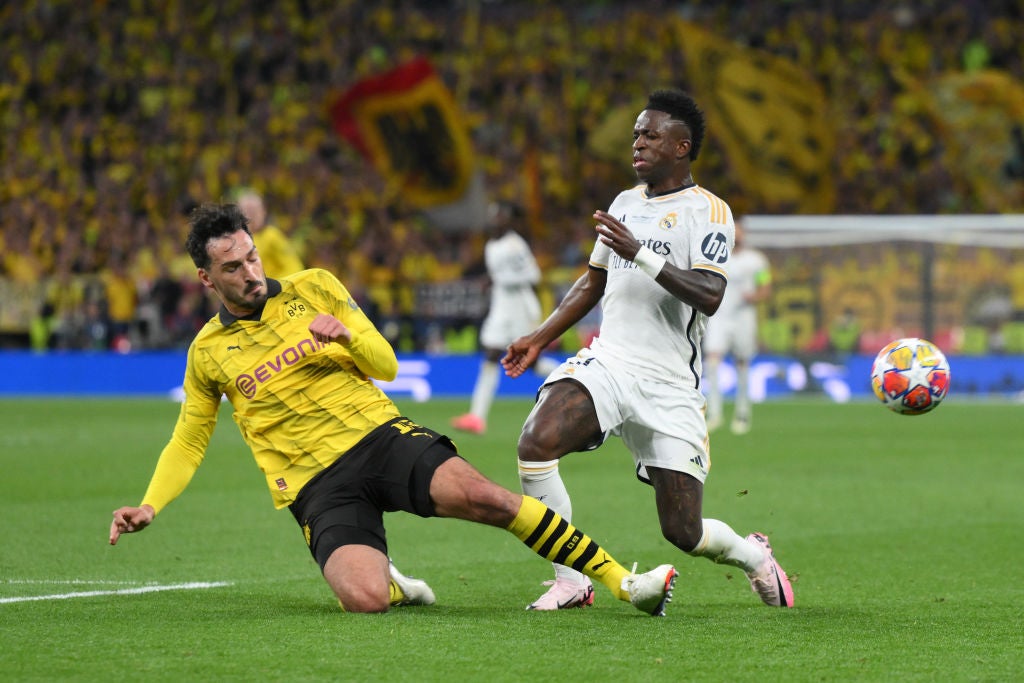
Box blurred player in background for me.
[236,189,305,278]
[109,202,678,616]
[703,215,772,434]
[452,201,560,435]
[503,89,793,611]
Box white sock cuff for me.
[688,524,710,557]
[517,459,559,480]
[690,518,764,571]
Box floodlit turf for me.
[2,396,1022,681]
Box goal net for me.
[744,214,1024,357]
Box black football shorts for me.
[289,417,460,570]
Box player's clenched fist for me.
[309,313,352,345]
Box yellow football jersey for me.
[141,268,400,511]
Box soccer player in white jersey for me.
[703,215,772,434]
[503,89,793,611]
[452,202,560,435]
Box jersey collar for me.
[218,278,282,325]
[643,181,696,199]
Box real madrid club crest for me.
[659,212,678,231]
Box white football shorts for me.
[480,310,533,349]
[479,294,542,349]
[541,348,710,484]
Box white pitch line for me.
[0,581,233,604]
[3,579,147,586]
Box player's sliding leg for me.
[518,459,594,609]
[430,457,676,615]
[507,495,677,616]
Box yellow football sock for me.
[389,579,405,606]
[507,495,630,601]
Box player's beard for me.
[224,281,267,315]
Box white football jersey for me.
[703,245,770,359]
[714,247,770,319]
[479,230,543,348]
[588,184,734,388]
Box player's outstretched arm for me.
[109,504,155,545]
[502,268,606,378]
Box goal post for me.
[743,214,1024,356]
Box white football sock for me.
[688,518,765,573]
[706,359,723,422]
[469,361,500,420]
[734,361,751,419]
[518,459,587,583]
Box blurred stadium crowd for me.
[2,0,1023,352]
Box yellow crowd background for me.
[2,1,1023,354]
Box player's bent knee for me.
[322,545,391,613]
[516,424,560,462]
[339,592,391,614]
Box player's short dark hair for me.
[185,202,251,269]
[645,89,706,161]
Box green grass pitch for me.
[1,396,1022,681]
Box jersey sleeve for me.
[590,195,627,271]
[140,344,220,514]
[688,200,733,281]
[588,239,611,271]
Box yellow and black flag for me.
[923,69,1024,212]
[330,58,476,211]
[677,20,835,213]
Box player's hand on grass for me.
[109,504,155,545]
[309,313,351,345]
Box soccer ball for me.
[870,338,951,415]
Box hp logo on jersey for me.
[701,232,729,263]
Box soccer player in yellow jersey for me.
[109,202,678,615]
